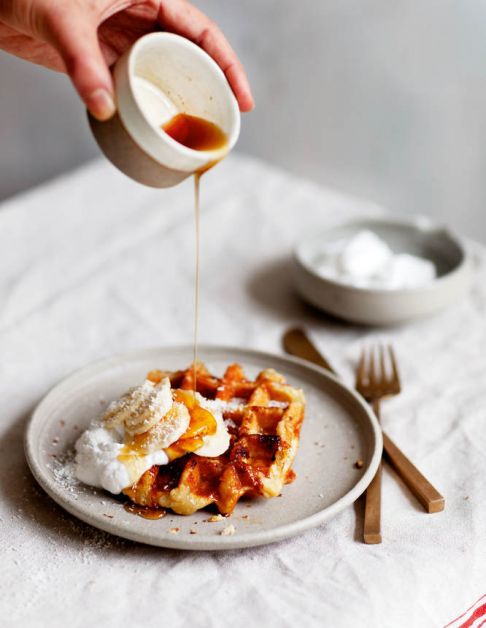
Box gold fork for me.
[356,345,400,544]
[283,328,445,543]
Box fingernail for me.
[87,88,116,121]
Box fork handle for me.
[382,432,445,513]
[364,400,382,544]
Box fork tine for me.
[356,347,367,389]
[388,344,401,393]
[369,346,377,389]
[379,344,387,385]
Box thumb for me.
[44,10,116,120]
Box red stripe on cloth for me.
[459,603,486,628]
[445,596,486,627]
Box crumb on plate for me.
[220,524,236,536]
[208,514,225,522]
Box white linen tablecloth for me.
[1,153,485,628]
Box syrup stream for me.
[161,113,228,397]
[193,173,201,394]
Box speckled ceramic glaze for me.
[24,346,382,550]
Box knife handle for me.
[382,433,444,514]
[363,463,383,544]
[363,399,382,544]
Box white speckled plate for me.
[24,346,382,550]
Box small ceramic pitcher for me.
[89,32,240,187]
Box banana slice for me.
[125,403,190,453]
[194,401,230,457]
[119,449,169,488]
[102,377,173,436]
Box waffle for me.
[123,362,306,515]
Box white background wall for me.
[1,0,486,240]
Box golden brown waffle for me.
[123,362,305,515]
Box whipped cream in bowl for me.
[74,377,231,496]
[294,216,472,325]
[315,229,437,290]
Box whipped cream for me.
[316,230,436,290]
[74,426,168,494]
[74,378,231,494]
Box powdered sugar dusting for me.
[49,450,80,495]
[102,377,173,435]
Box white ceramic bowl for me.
[89,32,240,187]
[293,217,473,325]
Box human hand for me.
[0,0,254,120]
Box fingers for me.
[159,0,254,112]
[43,7,116,120]
[196,25,254,112]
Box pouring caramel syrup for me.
[121,115,228,521]
[162,113,228,394]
